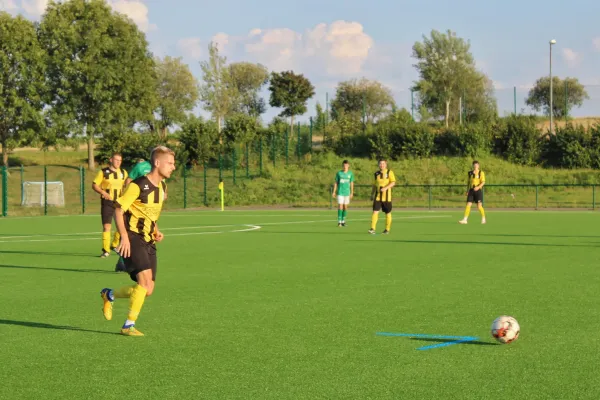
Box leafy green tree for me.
[228,62,269,117]
[150,56,199,138]
[38,0,156,170]
[525,76,589,118]
[412,29,492,127]
[268,70,315,132]
[199,42,237,135]
[222,113,260,149]
[331,78,395,123]
[177,115,219,166]
[313,102,327,132]
[0,12,46,166]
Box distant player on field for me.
[100,146,176,336]
[92,153,128,258]
[369,159,396,234]
[459,160,486,224]
[332,160,354,227]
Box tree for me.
[222,113,260,149]
[331,78,395,123]
[313,102,327,132]
[268,70,315,132]
[0,12,46,166]
[199,42,237,135]
[525,76,589,119]
[38,0,157,170]
[228,62,269,117]
[412,29,487,127]
[150,56,199,138]
[177,115,218,166]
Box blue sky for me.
[3,0,600,120]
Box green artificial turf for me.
[1,209,599,399]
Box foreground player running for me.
[332,160,354,226]
[459,160,486,224]
[100,146,175,336]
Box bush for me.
[498,115,542,166]
[176,116,218,166]
[541,124,592,168]
[435,123,491,157]
[97,130,166,167]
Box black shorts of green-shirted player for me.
[332,160,355,226]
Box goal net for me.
[21,181,65,207]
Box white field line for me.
[0,215,449,244]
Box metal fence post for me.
[309,117,313,153]
[44,165,48,215]
[218,153,223,182]
[272,134,276,167]
[232,147,236,185]
[330,185,333,209]
[2,166,7,216]
[428,186,432,210]
[535,185,539,210]
[20,165,24,205]
[259,137,263,175]
[593,185,596,210]
[203,161,207,206]
[297,122,300,160]
[246,143,249,178]
[183,166,187,209]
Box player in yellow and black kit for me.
[369,159,396,234]
[99,146,176,336]
[459,160,486,224]
[92,153,128,257]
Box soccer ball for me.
[490,315,520,344]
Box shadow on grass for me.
[426,233,600,240]
[0,264,115,274]
[0,249,98,258]
[410,337,499,346]
[0,319,120,336]
[351,239,596,248]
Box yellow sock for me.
[371,213,378,230]
[385,213,392,231]
[478,205,485,218]
[114,285,135,298]
[102,232,111,252]
[127,284,148,322]
[111,231,120,249]
[464,205,471,219]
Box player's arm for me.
[466,172,471,195]
[113,183,141,257]
[92,171,111,200]
[380,171,396,191]
[475,171,485,191]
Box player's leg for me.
[341,198,349,226]
[111,213,120,251]
[477,193,486,223]
[100,200,113,257]
[383,202,392,233]
[460,191,474,224]
[337,197,344,226]
[370,201,381,234]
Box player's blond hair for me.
[150,146,175,166]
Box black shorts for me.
[123,231,157,282]
[373,201,392,214]
[467,189,483,203]
[101,199,116,225]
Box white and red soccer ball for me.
[491,316,520,344]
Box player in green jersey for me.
[332,160,355,227]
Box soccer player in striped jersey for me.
[459,160,486,224]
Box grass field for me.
[1,209,600,399]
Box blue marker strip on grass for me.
[376,332,478,350]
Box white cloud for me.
[200,21,375,77]
[561,48,582,68]
[493,81,505,90]
[8,0,155,32]
[177,37,203,60]
[593,37,600,52]
[0,0,18,11]
[21,0,46,16]
[107,0,155,32]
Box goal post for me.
[21,181,65,207]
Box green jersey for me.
[128,161,151,180]
[335,170,354,196]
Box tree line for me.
[0,1,591,170]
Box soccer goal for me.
[21,181,65,207]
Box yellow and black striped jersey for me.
[468,170,485,189]
[115,176,166,243]
[373,169,396,202]
[93,167,128,201]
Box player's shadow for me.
[0,319,120,336]
[410,337,499,346]
[430,233,600,240]
[354,239,597,248]
[0,264,115,274]
[0,249,98,258]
